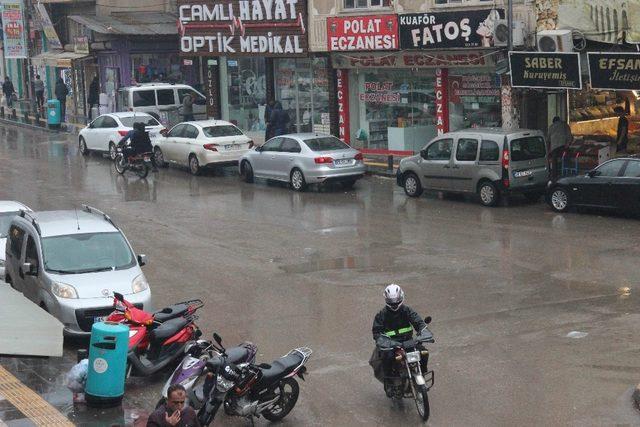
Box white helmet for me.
[384,284,404,311]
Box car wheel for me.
[478,181,500,207]
[403,172,423,197]
[549,187,570,212]
[290,168,307,192]
[79,137,89,156]
[189,154,201,176]
[109,142,117,160]
[154,147,166,168]
[241,160,254,183]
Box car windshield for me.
[0,212,19,238]
[202,125,243,138]
[120,116,160,127]
[42,232,135,274]
[304,136,349,152]
[510,136,546,161]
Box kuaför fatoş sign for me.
[178,0,308,56]
[509,51,582,90]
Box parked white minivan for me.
[117,83,207,121]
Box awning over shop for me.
[31,51,90,68]
[68,12,177,36]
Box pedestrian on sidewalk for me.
[180,92,194,122]
[2,77,15,108]
[33,75,45,110]
[146,384,200,427]
[55,77,69,122]
[547,116,573,180]
[264,97,275,141]
[269,101,290,137]
[614,106,629,154]
[87,76,99,120]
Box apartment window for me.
[435,0,494,5]
[344,0,390,9]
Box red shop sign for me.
[336,69,350,143]
[435,68,449,135]
[327,15,398,52]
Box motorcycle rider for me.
[118,121,155,168]
[370,284,427,390]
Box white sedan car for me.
[152,120,253,175]
[0,200,31,282]
[78,112,165,160]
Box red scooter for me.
[106,292,203,377]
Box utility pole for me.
[507,0,513,51]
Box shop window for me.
[435,0,494,5]
[157,89,176,106]
[426,139,452,161]
[344,0,389,8]
[479,140,499,161]
[596,160,625,177]
[133,90,156,107]
[456,139,478,161]
[225,58,267,135]
[623,161,640,177]
[448,71,501,130]
[8,225,24,259]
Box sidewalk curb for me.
[0,117,81,135]
[632,384,640,410]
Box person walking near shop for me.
[87,76,99,120]
[547,116,573,180]
[2,77,15,108]
[181,92,194,122]
[55,77,69,122]
[264,98,275,141]
[269,101,290,137]
[33,75,45,111]
[614,106,629,154]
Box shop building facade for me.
[308,0,535,154]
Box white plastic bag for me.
[65,359,88,393]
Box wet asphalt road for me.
[1,125,640,426]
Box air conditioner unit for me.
[494,20,525,47]
[537,30,573,52]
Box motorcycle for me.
[198,333,312,426]
[105,292,204,377]
[114,145,152,179]
[376,317,435,422]
[157,337,258,410]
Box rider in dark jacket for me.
[371,284,427,386]
[119,122,153,162]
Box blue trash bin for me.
[85,322,129,407]
[47,99,61,129]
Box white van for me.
[117,83,207,122]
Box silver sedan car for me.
[239,134,366,191]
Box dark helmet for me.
[134,122,145,132]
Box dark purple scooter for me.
[158,337,257,409]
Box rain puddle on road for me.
[279,254,397,274]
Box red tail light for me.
[503,179,510,188]
[502,148,510,169]
[203,143,218,151]
[248,140,254,149]
[354,152,363,161]
[314,156,333,164]
[118,130,129,137]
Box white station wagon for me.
[152,120,253,175]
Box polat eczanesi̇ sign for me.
[399,9,504,50]
[588,52,640,90]
[178,0,308,56]
[509,52,582,90]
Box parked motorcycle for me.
[157,337,258,410]
[105,292,204,377]
[198,333,312,426]
[376,317,435,422]
[114,146,152,179]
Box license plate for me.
[225,144,233,150]
[334,159,351,166]
[514,170,533,178]
[94,316,107,323]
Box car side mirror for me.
[137,254,147,266]
[420,149,428,160]
[255,145,263,152]
[587,169,598,178]
[22,262,37,276]
[88,123,94,129]
[424,316,432,325]
[160,128,168,137]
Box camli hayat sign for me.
[177,0,308,56]
[509,52,582,90]
[588,53,640,90]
